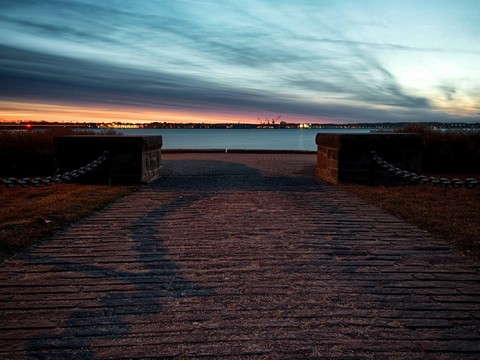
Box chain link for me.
[1,151,109,188]
[371,151,478,188]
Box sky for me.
[0,0,479,124]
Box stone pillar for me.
[54,136,162,184]
[316,133,423,184]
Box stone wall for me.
[316,133,423,184]
[54,136,162,184]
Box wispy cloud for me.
[0,0,479,123]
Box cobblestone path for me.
[1,153,479,359]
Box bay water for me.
[115,128,373,151]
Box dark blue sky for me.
[1,0,479,123]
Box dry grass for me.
[342,182,480,260]
[0,183,133,262]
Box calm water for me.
[114,128,373,151]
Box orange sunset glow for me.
[0,100,324,124]
[0,100,248,124]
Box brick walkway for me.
[1,153,479,359]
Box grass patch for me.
[0,183,134,262]
[342,182,480,260]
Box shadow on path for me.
[24,157,316,358]
[156,159,323,192]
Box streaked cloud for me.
[0,0,479,123]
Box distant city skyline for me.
[1,0,479,124]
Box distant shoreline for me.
[1,121,479,131]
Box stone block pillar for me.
[316,133,423,184]
[54,136,162,184]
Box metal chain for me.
[371,151,479,188]
[1,151,109,188]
